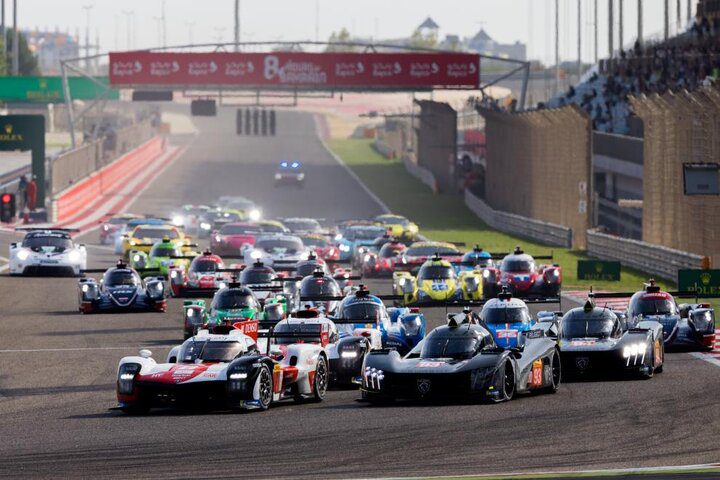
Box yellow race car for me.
[251,219,290,234]
[373,214,419,241]
[121,224,195,259]
[393,255,483,306]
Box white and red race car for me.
[115,320,329,414]
[169,250,241,297]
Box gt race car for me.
[215,196,262,221]
[274,161,305,187]
[170,205,211,235]
[9,228,86,276]
[593,280,716,351]
[99,214,142,245]
[373,214,419,241]
[361,311,560,403]
[128,237,198,278]
[113,218,168,254]
[78,260,166,313]
[280,217,323,234]
[538,299,664,379]
[116,324,328,414]
[482,247,561,299]
[210,222,261,256]
[393,255,483,306]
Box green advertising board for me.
[678,269,720,296]
[0,76,118,103]
[577,260,621,281]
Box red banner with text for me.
[109,51,480,89]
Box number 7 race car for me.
[115,321,328,414]
[78,260,166,313]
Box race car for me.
[593,280,716,351]
[298,233,340,264]
[113,218,169,254]
[538,298,665,379]
[170,204,211,234]
[458,245,495,272]
[9,228,87,276]
[373,214,419,241]
[392,255,483,306]
[78,260,166,313]
[128,237,198,278]
[210,222,262,256]
[182,280,289,339]
[274,160,305,187]
[196,208,243,238]
[115,324,328,414]
[361,310,561,403]
[215,196,262,221]
[244,234,308,268]
[238,260,293,304]
[396,241,464,274]
[335,224,388,263]
[169,250,234,297]
[482,246,561,299]
[121,224,194,259]
[360,238,407,277]
[297,269,344,315]
[280,217,323,234]
[99,214,141,245]
[252,219,290,234]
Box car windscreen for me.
[501,259,535,273]
[284,220,320,232]
[561,314,616,339]
[420,334,480,360]
[417,265,456,281]
[180,340,243,363]
[226,199,255,210]
[379,244,404,257]
[463,254,493,268]
[212,290,257,310]
[406,246,459,257]
[301,236,329,247]
[256,238,303,254]
[150,245,179,257]
[301,278,341,296]
[342,301,383,321]
[377,216,409,226]
[22,234,73,251]
[103,270,139,286]
[257,224,286,233]
[296,262,324,278]
[134,228,178,239]
[348,228,386,240]
[220,225,260,235]
[632,298,676,316]
[191,260,221,272]
[273,323,322,344]
[240,269,275,285]
[482,307,528,324]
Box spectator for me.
[26,176,37,212]
[18,175,28,211]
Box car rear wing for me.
[15,227,80,233]
[80,268,162,275]
[179,287,219,297]
[300,294,404,302]
[257,326,329,354]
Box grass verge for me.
[327,138,673,294]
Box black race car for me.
[78,260,166,313]
[538,299,665,379]
[361,311,560,403]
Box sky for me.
[12,0,693,65]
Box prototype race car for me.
[538,299,664,379]
[479,290,536,348]
[458,245,495,272]
[78,260,166,313]
[113,218,168,254]
[115,324,328,414]
[244,234,308,267]
[361,238,407,277]
[393,255,483,306]
[215,196,262,221]
[170,204,211,235]
[297,269,344,315]
[196,208,243,238]
[169,250,233,297]
[99,214,141,245]
[274,160,305,187]
[121,224,193,259]
[335,224,388,263]
[280,217,322,234]
[9,228,87,276]
[594,280,716,351]
[128,237,198,278]
[482,247,561,299]
[299,233,340,263]
[396,241,464,274]
[210,222,261,256]
[373,214,419,241]
[361,310,560,403]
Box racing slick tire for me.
[542,349,561,394]
[496,359,515,402]
[312,355,328,402]
[255,364,274,411]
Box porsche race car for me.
[9,229,86,276]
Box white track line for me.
[690,351,720,368]
[0,346,172,354]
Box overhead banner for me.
[108,51,480,89]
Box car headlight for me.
[68,250,82,263]
[409,224,418,233]
[17,249,30,261]
[229,372,248,379]
[552,269,560,277]
[482,269,490,278]
[170,270,179,278]
[274,173,282,180]
[117,363,141,394]
[227,368,249,391]
[364,254,371,263]
[186,309,196,319]
[363,367,384,390]
[129,240,136,246]
[250,250,262,259]
[399,278,407,286]
[297,173,305,181]
[155,283,164,292]
[248,209,261,221]
[200,222,211,231]
[172,215,184,227]
[334,234,343,241]
[339,244,350,252]
[217,282,227,289]
[133,254,141,263]
[622,342,646,358]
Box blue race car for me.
[335,224,388,263]
[478,289,535,348]
[274,161,305,187]
[458,245,495,273]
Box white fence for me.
[586,229,705,282]
[403,155,438,194]
[464,190,573,248]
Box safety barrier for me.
[465,189,573,248]
[53,136,165,223]
[587,229,706,282]
[402,154,438,194]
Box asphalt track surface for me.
[0,110,718,479]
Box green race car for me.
[182,282,290,339]
[128,237,198,278]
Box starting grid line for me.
[564,291,720,369]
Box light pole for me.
[1,0,5,75]
[161,0,167,48]
[121,10,133,50]
[554,0,560,95]
[637,0,643,47]
[185,21,195,45]
[578,0,582,81]
[608,0,614,58]
[233,0,240,50]
[83,5,93,71]
[12,0,18,75]
[214,26,225,44]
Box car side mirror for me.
[139,349,152,358]
[509,347,523,358]
[269,346,284,361]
